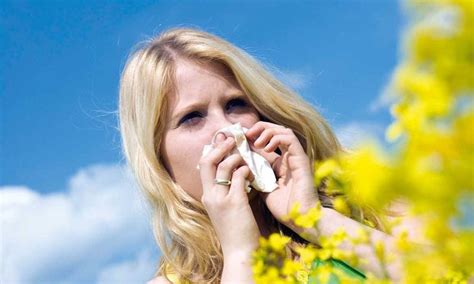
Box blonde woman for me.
[119,27,402,283]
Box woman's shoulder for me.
[147,276,171,284]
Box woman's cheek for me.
[193,138,209,164]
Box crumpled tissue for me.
[199,123,278,193]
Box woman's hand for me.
[198,134,260,258]
[246,122,319,230]
[246,122,406,280]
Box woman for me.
[119,27,401,283]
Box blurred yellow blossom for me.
[252,0,473,282]
[268,234,291,252]
[288,202,322,229]
[333,196,351,216]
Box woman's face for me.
[161,58,260,200]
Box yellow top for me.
[164,266,190,284]
[165,273,180,284]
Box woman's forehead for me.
[173,58,236,86]
[171,59,240,101]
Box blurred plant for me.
[252,0,473,282]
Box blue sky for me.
[1,1,404,282]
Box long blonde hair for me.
[119,27,342,283]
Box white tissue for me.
[200,123,278,193]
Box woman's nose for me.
[210,111,236,139]
[212,110,236,130]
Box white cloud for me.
[97,249,156,284]
[369,90,394,113]
[276,69,313,91]
[0,163,159,283]
[335,121,386,149]
[418,6,460,36]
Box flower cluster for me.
[252,0,473,282]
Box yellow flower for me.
[351,228,369,245]
[281,259,303,276]
[314,265,334,284]
[342,144,393,208]
[287,202,301,222]
[288,202,322,229]
[295,206,322,229]
[268,234,291,252]
[395,230,410,252]
[319,249,332,261]
[331,228,348,244]
[296,246,318,265]
[295,270,309,283]
[374,241,385,263]
[333,196,351,216]
[386,121,404,141]
[315,159,339,185]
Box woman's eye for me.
[226,98,248,111]
[179,111,203,127]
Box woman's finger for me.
[199,137,235,191]
[263,133,304,154]
[253,128,277,148]
[249,124,305,156]
[228,165,252,199]
[247,122,297,151]
[214,153,246,193]
[245,121,285,142]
